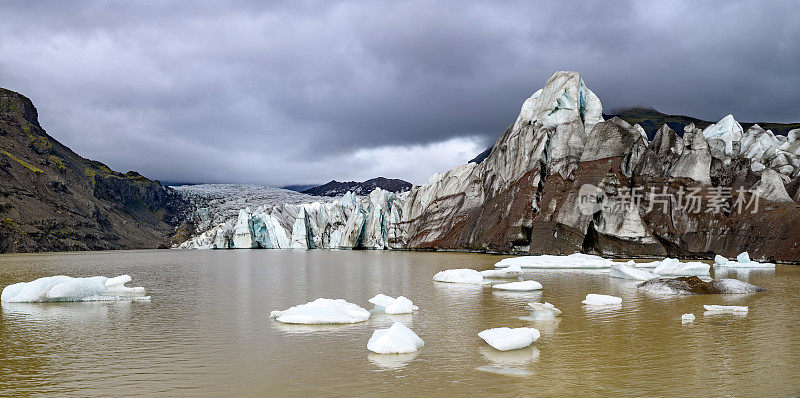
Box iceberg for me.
[682,313,696,323]
[526,302,562,320]
[582,294,622,306]
[714,252,775,268]
[270,298,371,324]
[480,264,523,279]
[637,277,765,295]
[491,281,542,291]
[368,294,418,314]
[367,322,424,354]
[494,253,611,269]
[653,258,710,277]
[478,327,540,351]
[703,305,748,313]
[609,262,658,280]
[1,275,148,303]
[432,269,484,284]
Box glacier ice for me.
[1,275,148,303]
[652,258,710,277]
[714,255,729,266]
[478,327,540,351]
[714,251,775,268]
[494,253,611,269]
[526,302,562,320]
[582,294,622,306]
[609,262,658,280]
[369,294,418,314]
[703,305,748,314]
[367,322,424,354]
[682,313,696,323]
[432,269,484,284]
[491,280,542,291]
[480,264,523,279]
[269,298,371,324]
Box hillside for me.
[0,88,189,252]
[301,177,412,197]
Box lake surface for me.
[0,250,798,397]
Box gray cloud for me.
[0,0,797,185]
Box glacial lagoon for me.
[0,249,798,396]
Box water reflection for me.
[368,352,418,370]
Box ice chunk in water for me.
[714,255,729,266]
[703,305,748,313]
[526,302,561,320]
[495,253,610,269]
[492,280,542,291]
[682,313,696,323]
[367,322,424,354]
[478,327,540,351]
[432,269,484,284]
[270,298,371,324]
[1,275,147,303]
[368,294,418,314]
[582,294,622,306]
[653,258,710,277]
[481,264,523,279]
[610,263,658,280]
[736,252,751,263]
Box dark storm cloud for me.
[0,0,798,185]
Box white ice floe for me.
[609,262,658,280]
[495,253,611,269]
[1,275,148,303]
[270,298,371,324]
[703,305,748,313]
[368,294,418,314]
[582,294,622,306]
[432,269,484,284]
[526,302,562,320]
[682,313,696,323]
[492,280,543,291]
[480,264,523,279]
[714,251,775,268]
[653,258,710,277]
[367,322,424,354]
[478,327,540,351]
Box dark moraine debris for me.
[637,276,766,295]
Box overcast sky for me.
[1,1,798,185]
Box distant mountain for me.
[282,184,318,192]
[604,107,800,139]
[468,146,493,164]
[0,87,189,252]
[301,177,413,197]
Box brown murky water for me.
[0,250,798,397]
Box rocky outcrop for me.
[0,87,189,252]
[180,71,800,263]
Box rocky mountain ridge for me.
[181,71,800,263]
[300,177,412,197]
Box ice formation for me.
[269,298,371,324]
[526,302,562,320]
[714,251,775,268]
[478,327,540,351]
[494,253,611,269]
[367,322,424,354]
[1,275,148,303]
[703,305,748,313]
[652,258,710,277]
[609,262,658,280]
[432,269,484,284]
[491,281,542,291]
[682,313,696,323]
[637,277,765,295]
[581,294,622,306]
[480,264,523,279]
[368,294,418,314]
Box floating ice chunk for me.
[653,258,710,277]
[737,252,751,263]
[582,294,622,306]
[1,275,147,303]
[432,269,484,284]
[481,264,523,279]
[714,255,729,266]
[703,305,748,313]
[495,253,611,269]
[526,302,562,320]
[610,263,658,280]
[478,327,540,351]
[367,322,424,354]
[270,298,370,324]
[682,313,696,323]
[492,281,542,291]
[368,294,395,309]
[368,294,419,314]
